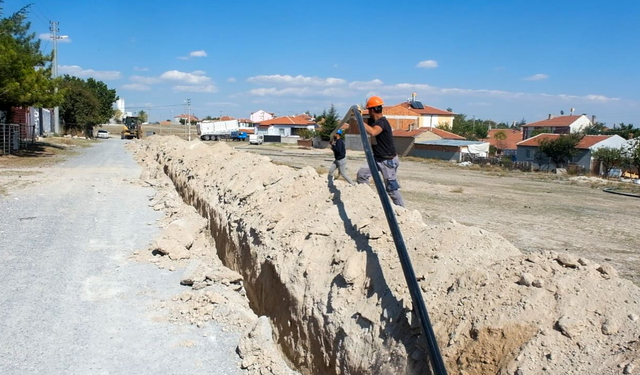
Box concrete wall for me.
[409,144,461,161]
[517,145,591,170]
[393,137,415,156]
[345,134,366,151]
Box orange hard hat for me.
[366,96,384,109]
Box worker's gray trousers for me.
[356,156,405,207]
[328,158,355,185]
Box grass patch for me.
[0,137,95,168]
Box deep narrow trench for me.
[162,163,324,374]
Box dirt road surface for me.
[0,138,243,374]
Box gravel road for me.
[0,138,243,374]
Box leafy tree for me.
[113,109,123,123]
[59,76,102,131]
[534,150,549,171]
[625,139,640,178]
[494,130,507,151]
[297,129,316,140]
[318,104,339,140]
[179,118,186,125]
[203,115,214,120]
[0,2,63,115]
[585,122,607,135]
[496,122,510,129]
[137,110,148,123]
[538,134,582,169]
[85,78,117,123]
[592,147,624,178]
[59,75,117,134]
[517,118,527,127]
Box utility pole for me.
[186,98,191,141]
[50,21,60,134]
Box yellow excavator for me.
[121,116,142,139]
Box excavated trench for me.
[161,161,425,375]
[136,138,640,375]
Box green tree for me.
[318,104,339,140]
[585,122,607,135]
[0,2,63,115]
[592,147,624,178]
[538,134,582,169]
[494,130,508,151]
[59,76,102,131]
[137,110,148,123]
[85,78,117,123]
[628,140,640,178]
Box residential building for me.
[521,115,592,140]
[173,114,199,124]
[250,110,275,123]
[396,94,455,129]
[256,115,317,137]
[360,105,420,131]
[516,134,627,172]
[392,128,465,156]
[482,129,523,157]
[409,139,490,162]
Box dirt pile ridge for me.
[130,137,640,375]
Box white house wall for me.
[250,110,274,123]
[569,115,592,133]
[590,135,628,151]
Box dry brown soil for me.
[231,143,640,285]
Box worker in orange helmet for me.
[356,96,405,207]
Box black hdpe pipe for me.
[603,187,640,198]
[336,106,448,375]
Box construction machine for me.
[121,116,142,139]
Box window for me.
[279,128,285,136]
[526,149,531,159]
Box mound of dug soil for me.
[130,137,640,375]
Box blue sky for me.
[11,0,640,125]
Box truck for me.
[197,119,240,141]
[230,131,247,141]
[121,116,141,139]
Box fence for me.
[1,123,36,155]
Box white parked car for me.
[249,134,263,145]
[97,129,109,139]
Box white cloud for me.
[227,77,237,82]
[205,101,238,107]
[349,79,384,90]
[130,75,162,85]
[134,66,149,71]
[122,83,151,91]
[523,73,549,81]
[58,65,121,80]
[174,85,218,93]
[584,94,620,103]
[189,50,208,57]
[39,33,71,43]
[249,86,350,98]
[416,60,438,69]
[247,74,347,86]
[160,70,212,84]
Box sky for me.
[9,0,640,125]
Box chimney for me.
[548,114,554,120]
[591,115,596,124]
[411,93,417,102]
[570,108,575,115]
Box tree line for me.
[1,3,117,135]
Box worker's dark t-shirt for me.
[371,117,396,161]
[331,137,346,160]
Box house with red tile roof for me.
[482,129,523,157]
[173,114,199,124]
[521,115,591,140]
[391,127,466,156]
[395,95,456,129]
[516,133,627,172]
[256,115,317,137]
